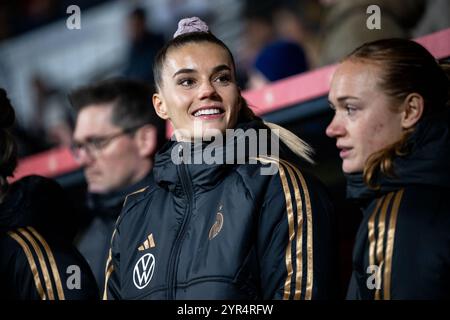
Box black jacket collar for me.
[153,119,269,194]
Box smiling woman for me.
[152,40,240,140]
[103,17,337,300]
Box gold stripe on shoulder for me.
[123,186,149,208]
[275,161,295,300]
[7,230,47,300]
[251,156,313,299]
[383,188,404,300]
[17,228,55,300]
[252,158,293,299]
[128,186,148,197]
[374,192,395,300]
[279,160,303,300]
[368,197,384,268]
[253,156,310,299]
[376,193,394,265]
[281,159,314,300]
[27,227,65,300]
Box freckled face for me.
[326,61,404,173]
[154,42,241,141]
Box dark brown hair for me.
[153,32,258,123]
[344,38,450,187]
[69,78,167,151]
[153,32,235,90]
[0,88,18,200]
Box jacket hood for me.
[346,107,450,201]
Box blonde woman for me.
[327,38,450,299]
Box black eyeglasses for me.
[71,125,142,159]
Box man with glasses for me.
[69,79,165,291]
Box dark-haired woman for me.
[104,17,337,300]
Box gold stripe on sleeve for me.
[383,189,404,300]
[253,156,296,300]
[277,162,295,300]
[280,161,304,299]
[282,160,314,300]
[375,192,394,300]
[17,228,55,300]
[27,227,65,300]
[368,197,384,268]
[7,231,47,300]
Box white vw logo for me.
[133,253,155,289]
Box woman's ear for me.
[153,93,169,120]
[401,93,424,129]
[135,125,157,158]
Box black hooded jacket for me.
[346,109,450,300]
[104,120,337,300]
[0,175,99,300]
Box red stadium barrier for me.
[12,28,450,181]
[10,147,79,182]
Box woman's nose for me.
[198,81,217,100]
[326,115,345,138]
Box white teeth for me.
[193,108,222,117]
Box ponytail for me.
[239,98,314,164]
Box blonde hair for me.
[363,130,412,189]
[240,101,314,164]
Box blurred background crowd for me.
[0,0,449,157]
[1,0,449,298]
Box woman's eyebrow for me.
[336,96,359,102]
[212,65,231,73]
[335,95,360,103]
[173,68,196,78]
[172,65,231,78]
